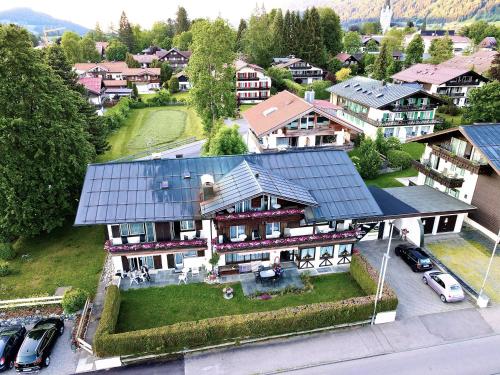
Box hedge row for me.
[103,97,133,131]
[283,79,306,98]
[93,254,397,358]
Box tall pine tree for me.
[175,6,190,34]
[118,11,135,52]
[236,19,247,52]
[404,34,424,67]
[302,7,325,66]
[318,7,342,56]
[372,41,391,80]
[283,10,293,56]
[271,9,285,57]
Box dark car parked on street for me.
[395,244,433,272]
[15,318,64,372]
[0,325,26,371]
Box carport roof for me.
[367,185,476,220]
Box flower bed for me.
[104,238,207,253]
[214,230,360,252]
[215,208,305,222]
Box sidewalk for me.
[184,305,500,375]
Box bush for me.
[0,242,15,260]
[387,150,412,169]
[306,80,332,100]
[357,138,382,179]
[103,97,132,131]
[283,79,305,97]
[385,137,402,151]
[0,261,10,277]
[62,288,88,314]
[150,90,172,106]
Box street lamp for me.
[371,220,394,325]
[477,229,500,308]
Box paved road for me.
[358,239,473,319]
[91,359,184,374]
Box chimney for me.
[200,174,215,201]
[304,90,315,103]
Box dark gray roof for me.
[75,149,382,225]
[461,124,500,174]
[369,185,475,218]
[200,160,318,215]
[327,76,430,109]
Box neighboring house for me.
[478,37,497,51]
[392,63,488,107]
[132,47,191,70]
[174,71,191,91]
[440,50,497,75]
[235,59,271,104]
[361,35,383,51]
[243,90,361,152]
[122,68,161,94]
[103,87,133,101]
[404,31,472,56]
[78,76,102,107]
[74,62,129,80]
[273,56,323,84]
[335,53,362,67]
[95,42,109,58]
[327,76,443,141]
[410,124,500,239]
[103,80,128,90]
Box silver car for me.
[422,271,465,303]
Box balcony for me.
[104,238,207,254]
[213,229,360,253]
[215,208,305,223]
[389,104,437,112]
[236,86,270,90]
[236,76,260,81]
[342,107,443,127]
[430,144,490,174]
[411,160,464,188]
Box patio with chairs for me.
[240,263,305,296]
[117,266,208,290]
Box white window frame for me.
[266,222,280,236]
[180,220,195,231]
[230,225,246,240]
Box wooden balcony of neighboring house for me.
[411,159,464,188]
[236,85,270,90]
[213,228,360,253]
[236,76,260,81]
[430,144,491,175]
[389,104,437,112]
[341,107,443,127]
[103,238,208,255]
[214,208,306,225]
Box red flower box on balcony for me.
[215,208,305,222]
[104,238,207,253]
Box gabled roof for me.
[162,48,192,60]
[235,59,265,73]
[479,37,497,49]
[103,79,128,88]
[74,62,128,73]
[275,57,303,68]
[74,149,382,225]
[200,160,318,215]
[440,50,497,74]
[132,54,157,64]
[335,53,361,63]
[392,63,483,85]
[122,68,161,77]
[243,90,361,137]
[78,77,102,95]
[327,76,437,109]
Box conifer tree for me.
[118,11,135,51]
[271,9,285,57]
[175,7,190,34]
[236,19,247,52]
[372,41,391,80]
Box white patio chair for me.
[191,267,200,277]
[178,273,187,285]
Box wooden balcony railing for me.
[411,160,464,188]
[104,238,207,253]
[430,145,490,174]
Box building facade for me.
[273,56,323,84]
[404,31,473,56]
[235,60,271,104]
[327,76,443,141]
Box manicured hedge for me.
[283,79,306,98]
[93,255,397,358]
[387,150,412,170]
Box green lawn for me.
[239,104,256,113]
[98,106,203,162]
[1,224,106,299]
[437,113,463,127]
[116,272,366,332]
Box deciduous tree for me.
[463,81,500,123]
[244,7,274,68]
[125,52,140,68]
[61,31,82,64]
[429,36,453,64]
[168,76,179,94]
[404,34,424,67]
[106,39,128,61]
[335,67,351,81]
[356,138,381,179]
[343,31,362,54]
[172,31,192,51]
[160,62,173,85]
[203,124,248,156]
[80,36,101,62]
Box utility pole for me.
[478,229,500,307]
[372,220,394,325]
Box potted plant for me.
[209,252,220,271]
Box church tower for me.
[380,0,393,34]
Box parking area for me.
[4,320,78,375]
[358,239,473,319]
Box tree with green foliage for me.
[160,62,173,86]
[301,7,326,67]
[271,9,285,57]
[176,6,190,34]
[306,80,332,100]
[404,34,424,67]
[290,11,302,56]
[463,81,500,123]
[244,8,274,68]
[80,36,101,62]
[335,67,351,82]
[266,66,292,91]
[45,45,82,91]
[86,22,106,41]
[374,129,389,156]
[186,19,236,135]
[365,39,379,52]
[343,31,362,54]
[203,124,248,156]
[61,31,82,64]
[381,28,404,53]
[236,19,247,52]
[106,39,128,61]
[150,21,172,49]
[0,25,95,240]
[327,56,343,74]
[460,21,500,45]
[132,83,138,99]
[429,36,453,64]
[283,10,294,55]
[372,41,391,80]
[362,53,376,75]
[356,138,382,179]
[168,76,179,94]
[125,52,140,68]
[360,22,381,35]
[318,7,342,56]
[172,31,192,51]
[387,59,403,78]
[118,11,135,51]
[489,53,500,81]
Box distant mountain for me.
[0,7,89,35]
[293,0,500,25]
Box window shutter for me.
[153,255,163,269]
[197,250,205,257]
[121,256,130,272]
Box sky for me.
[0,0,298,29]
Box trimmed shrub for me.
[62,288,88,314]
[0,261,10,277]
[283,79,306,98]
[386,136,402,152]
[387,150,412,170]
[0,242,15,260]
[94,285,121,337]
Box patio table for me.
[260,269,275,278]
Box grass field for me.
[115,272,366,332]
[1,224,106,299]
[437,113,463,127]
[98,106,203,162]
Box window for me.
[230,225,246,240]
[300,248,315,259]
[128,255,154,271]
[384,128,394,137]
[266,222,280,236]
[445,188,459,199]
[145,222,155,242]
[129,223,145,236]
[424,176,435,187]
[338,243,352,257]
[320,246,334,258]
[120,224,129,236]
[180,220,195,231]
[235,200,251,213]
[184,250,198,257]
[225,252,270,264]
[276,137,289,146]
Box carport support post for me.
[478,229,500,301]
[371,221,394,325]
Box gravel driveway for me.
[358,239,473,319]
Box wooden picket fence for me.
[74,298,94,354]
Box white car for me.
[422,271,465,303]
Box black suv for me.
[0,325,26,372]
[395,244,433,272]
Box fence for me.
[111,136,197,162]
[0,296,63,309]
[75,298,94,354]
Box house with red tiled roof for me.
[392,63,488,107]
[132,47,192,69]
[404,32,472,56]
[479,37,497,51]
[335,53,362,67]
[78,76,103,107]
[235,59,271,104]
[440,50,496,75]
[243,90,361,152]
